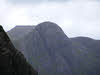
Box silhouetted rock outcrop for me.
[0,26,38,75]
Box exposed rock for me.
[8,22,73,75]
[7,21,100,75]
[0,25,38,75]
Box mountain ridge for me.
[7,21,100,75]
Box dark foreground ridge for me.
[0,25,38,75]
[8,21,100,75]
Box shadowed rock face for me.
[35,22,71,49]
[35,22,73,75]
[0,25,38,75]
[8,22,73,75]
[8,21,100,75]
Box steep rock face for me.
[35,22,73,75]
[0,26,38,75]
[35,22,71,48]
[8,22,73,75]
[7,22,100,75]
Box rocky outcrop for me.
[8,22,73,75]
[8,21,100,75]
[0,26,38,75]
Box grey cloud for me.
[7,0,70,5]
[7,0,100,5]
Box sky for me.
[0,0,100,39]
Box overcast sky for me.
[0,0,100,39]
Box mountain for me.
[7,26,35,40]
[0,26,38,75]
[71,37,100,75]
[7,21,100,75]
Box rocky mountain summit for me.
[8,21,100,75]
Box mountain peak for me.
[36,21,64,35]
[35,21,71,49]
[0,25,4,32]
[7,25,35,40]
[36,21,62,30]
[38,21,58,26]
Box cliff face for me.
[8,22,100,75]
[8,22,73,75]
[0,26,38,75]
